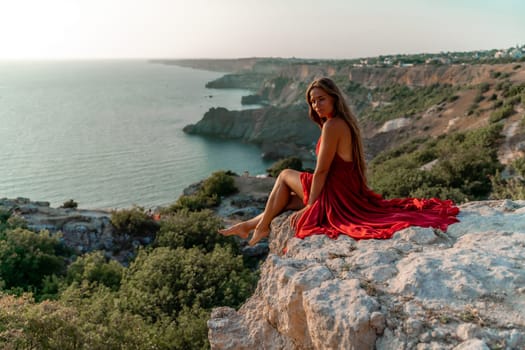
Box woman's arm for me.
[306,119,342,205]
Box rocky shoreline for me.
[183,105,320,161]
[0,197,152,263]
[0,175,275,262]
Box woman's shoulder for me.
[323,117,349,133]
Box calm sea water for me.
[0,60,272,209]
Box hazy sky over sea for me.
[1,0,523,60]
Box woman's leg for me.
[218,213,263,239]
[249,169,304,246]
[219,169,304,240]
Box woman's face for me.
[309,87,336,118]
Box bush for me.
[201,171,237,198]
[166,171,237,213]
[447,95,459,102]
[489,172,525,200]
[492,100,504,108]
[479,82,490,93]
[473,93,484,103]
[489,104,514,123]
[490,157,525,200]
[511,157,525,177]
[0,293,85,349]
[0,287,165,349]
[62,199,78,209]
[155,209,234,252]
[491,71,502,79]
[172,193,220,212]
[0,209,10,224]
[267,157,303,177]
[120,245,258,320]
[0,228,67,297]
[65,251,123,291]
[111,206,159,237]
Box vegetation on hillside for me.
[363,83,458,122]
[368,124,504,203]
[163,170,238,213]
[0,171,257,349]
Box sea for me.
[0,60,273,209]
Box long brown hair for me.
[306,77,367,186]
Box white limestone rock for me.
[208,200,525,349]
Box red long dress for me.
[294,139,460,240]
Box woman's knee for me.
[278,169,302,192]
[278,169,298,182]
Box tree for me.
[120,246,257,320]
[0,228,67,297]
[65,251,123,291]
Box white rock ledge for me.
[208,200,525,349]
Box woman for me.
[219,78,459,246]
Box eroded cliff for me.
[183,105,320,160]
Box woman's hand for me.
[289,205,311,228]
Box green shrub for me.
[111,206,159,237]
[489,172,525,200]
[171,193,219,212]
[491,71,502,79]
[409,185,469,203]
[507,95,522,106]
[479,82,490,93]
[489,103,514,123]
[492,100,504,108]
[0,293,86,350]
[511,157,525,177]
[120,245,257,320]
[155,209,233,252]
[0,228,67,297]
[62,199,78,209]
[201,171,237,197]
[0,209,10,224]
[267,156,303,177]
[473,93,484,103]
[448,95,460,102]
[65,251,123,291]
[166,171,237,213]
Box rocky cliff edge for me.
[208,200,525,349]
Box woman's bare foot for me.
[248,225,270,246]
[218,222,251,239]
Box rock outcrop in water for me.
[183,105,320,160]
[208,200,525,349]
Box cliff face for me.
[183,105,320,160]
[182,61,525,162]
[208,200,525,349]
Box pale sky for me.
[0,0,523,60]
